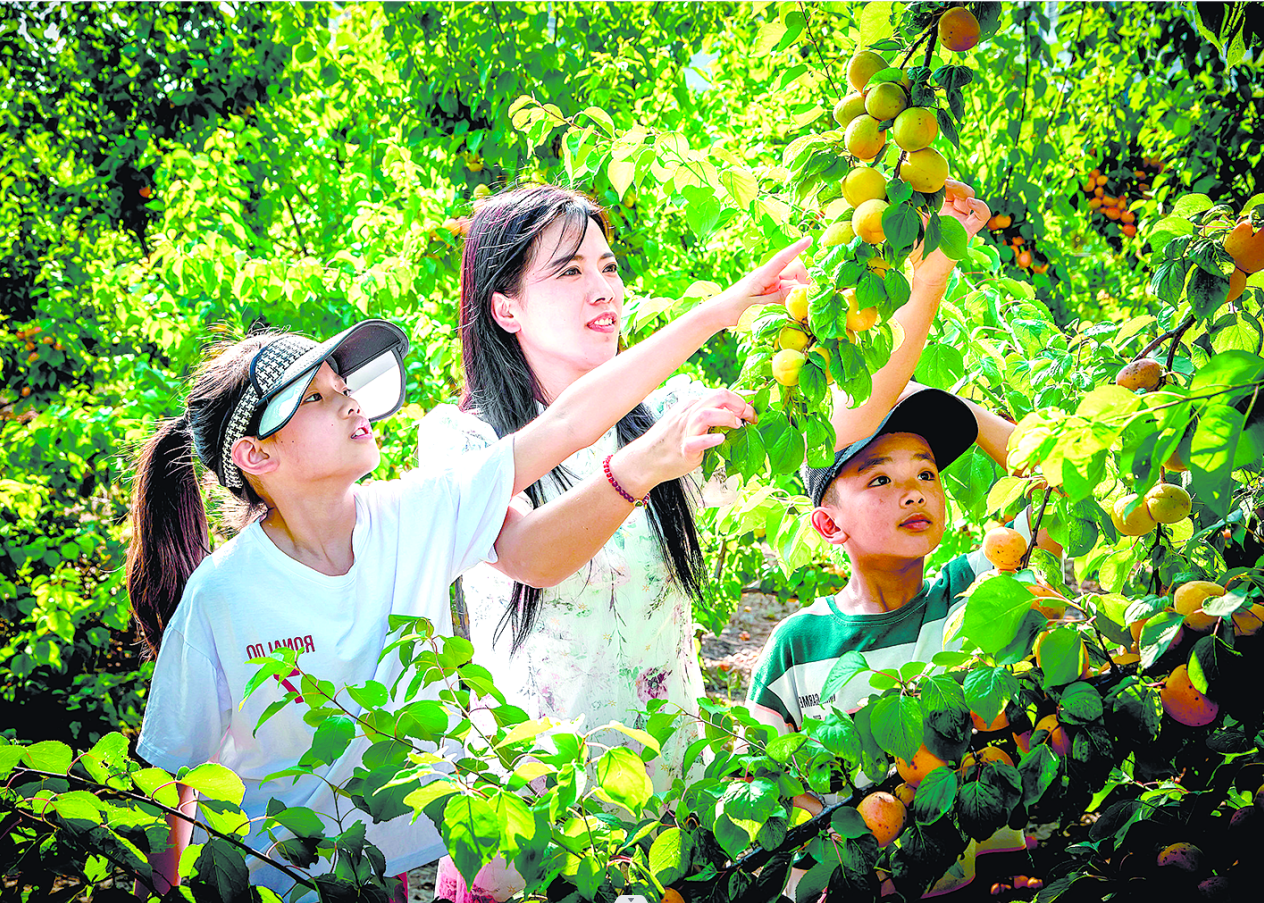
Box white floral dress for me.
[417,376,731,792]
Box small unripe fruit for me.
[772,349,807,387]
[844,289,878,332]
[1111,494,1157,536]
[777,325,810,352]
[821,220,856,247]
[853,198,889,244]
[1145,484,1192,524]
[842,166,887,208]
[865,82,908,121]
[846,51,887,92]
[891,107,938,152]
[902,147,949,194]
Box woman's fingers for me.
[754,237,813,288]
[697,388,757,423]
[681,432,728,455]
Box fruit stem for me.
[899,27,933,68]
[1019,487,1054,570]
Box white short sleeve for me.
[136,628,232,772]
[417,404,499,468]
[399,432,516,583]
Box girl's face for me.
[258,362,380,486]
[492,216,624,400]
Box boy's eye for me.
[303,392,321,404]
[920,470,937,481]
[868,475,890,487]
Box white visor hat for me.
[214,319,410,489]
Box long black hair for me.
[459,185,705,653]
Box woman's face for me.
[492,215,624,400]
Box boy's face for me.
[812,432,947,562]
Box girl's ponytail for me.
[126,414,211,659]
[125,334,272,658]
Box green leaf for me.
[718,776,779,824]
[1017,745,1060,807]
[882,203,920,254]
[912,766,958,825]
[937,216,968,260]
[181,763,245,806]
[960,575,1035,653]
[831,807,869,840]
[870,694,924,762]
[132,767,179,809]
[1037,628,1086,689]
[21,740,73,774]
[963,666,1018,724]
[649,826,693,885]
[441,795,501,888]
[608,158,636,200]
[1058,682,1104,726]
[595,746,652,814]
[956,778,1007,842]
[310,714,356,765]
[721,167,759,208]
[189,837,250,902]
[346,681,388,710]
[859,1,896,46]
[820,651,870,707]
[762,412,807,474]
[1190,403,1246,518]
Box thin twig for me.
[798,2,842,99]
[1163,315,1197,373]
[283,193,309,257]
[1020,487,1054,570]
[725,801,847,876]
[900,28,933,68]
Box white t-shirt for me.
[136,438,515,896]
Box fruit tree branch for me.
[727,801,846,876]
[1132,314,1195,363]
[1164,315,1197,373]
[1019,486,1054,570]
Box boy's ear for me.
[490,291,521,334]
[232,437,278,479]
[810,507,848,545]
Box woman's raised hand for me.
[709,237,813,327]
[611,389,756,492]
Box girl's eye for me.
[560,266,581,277]
[604,263,620,275]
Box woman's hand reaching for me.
[708,237,812,328]
[610,388,756,495]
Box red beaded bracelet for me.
[603,454,648,508]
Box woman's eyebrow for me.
[546,249,617,269]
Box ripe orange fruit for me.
[1012,729,1031,753]
[982,526,1026,571]
[1028,583,1069,619]
[845,115,887,161]
[1088,197,1103,209]
[1033,263,1049,275]
[662,889,686,903]
[1011,235,1025,246]
[1120,210,1136,224]
[1174,581,1225,632]
[853,198,889,244]
[857,791,907,847]
[1160,664,1219,726]
[847,51,888,92]
[1232,602,1264,636]
[1016,250,1032,268]
[1104,207,1121,220]
[1096,174,1108,186]
[996,214,1012,228]
[20,386,31,397]
[844,288,879,332]
[971,708,1010,732]
[1121,224,1137,238]
[1035,715,1071,755]
[902,147,949,194]
[961,746,1015,777]
[938,7,981,52]
[1224,221,1264,274]
[1228,267,1247,303]
[1156,842,1204,874]
[893,782,917,806]
[896,744,949,786]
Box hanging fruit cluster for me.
[986,212,1051,275]
[1076,142,1163,245]
[727,3,996,479]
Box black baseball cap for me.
[802,388,979,507]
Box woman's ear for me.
[232,437,278,480]
[490,291,521,334]
[810,507,848,545]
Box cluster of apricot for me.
[984,213,1050,275]
[7,324,62,401]
[1077,155,1161,241]
[754,283,857,388]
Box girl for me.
[423,182,989,902]
[128,235,806,899]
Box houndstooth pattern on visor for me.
[217,335,319,490]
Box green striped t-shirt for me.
[747,548,987,730]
